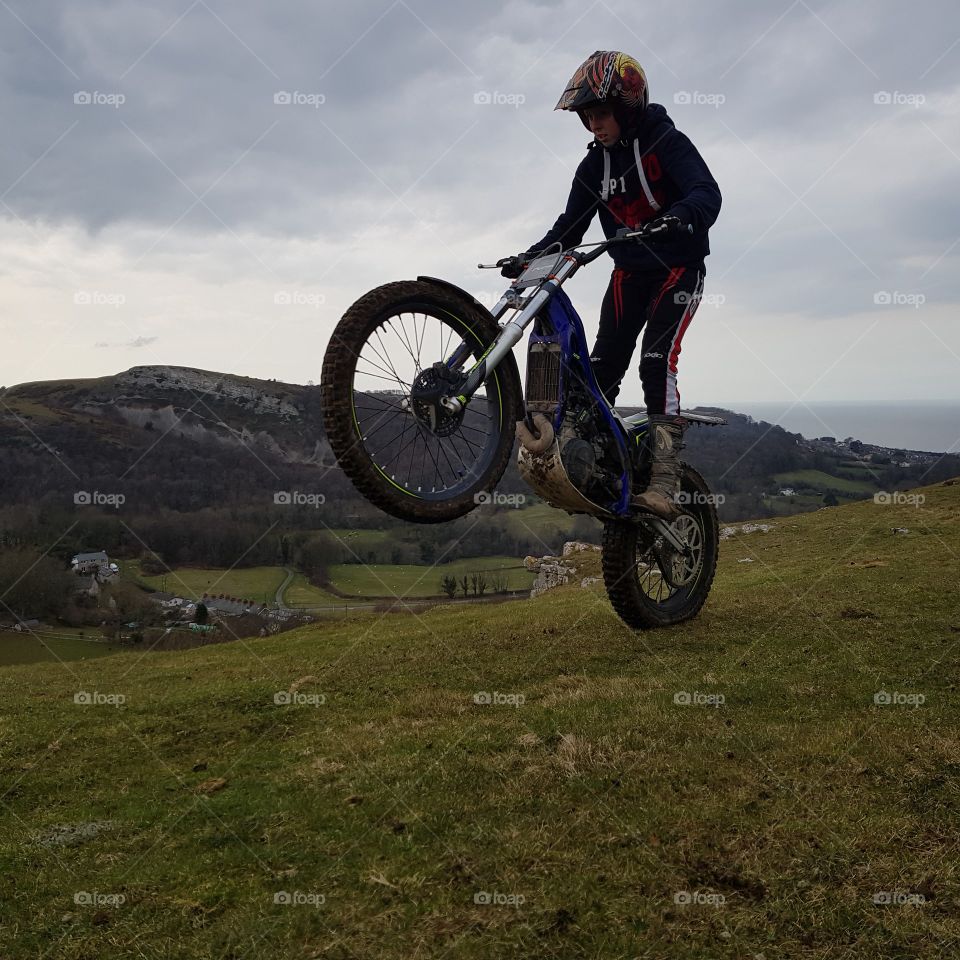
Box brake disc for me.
[409,366,466,436]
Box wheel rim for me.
[349,309,504,501]
[634,512,705,604]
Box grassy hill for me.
[2,479,959,957]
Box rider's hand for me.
[645,214,684,235]
[498,254,528,279]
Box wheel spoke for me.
[346,308,503,499]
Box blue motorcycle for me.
[321,221,726,627]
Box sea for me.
[710,401,960,454]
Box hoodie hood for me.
[586,103,675,151]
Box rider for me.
[504,51,721,519]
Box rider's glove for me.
[498,254,528,279]
[646,214,685,235]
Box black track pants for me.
[589,264,705,414]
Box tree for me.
[459,575,469,598]
[296,533,338,585]
[195,601,209,624]
[490,572,509,595]
[823,492,840,507]
[440,575,457,599]
[0,549,73,619]
[476,572,487,597]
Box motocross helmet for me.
[554,50,649,132]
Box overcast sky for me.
[1,0,958,409]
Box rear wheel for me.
[321,281,522,523]
[602,464,719,628]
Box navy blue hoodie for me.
[527,103,721,272]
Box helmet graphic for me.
[555,50,649,130]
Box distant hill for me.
[1,365,956,533]
[0,365,339,507]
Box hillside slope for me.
[2,479,960,957]
[4,365,957,525]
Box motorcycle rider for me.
[504,51,721,519]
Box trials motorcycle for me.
[320,221,726,628]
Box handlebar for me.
[578,218,693,265]
[479,217,694,271]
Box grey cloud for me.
[1,0,958,351]
[94,335,158,348]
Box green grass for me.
[774,468,878,495]
[120,558,531,605]
[0,626,123,667]
[324,529,394,551]
[4,479,959,955]
[282,572,368,608]
[328,555,534,597]
[760,493,828,515]
[502,500,582,553]
[123,562,286,603]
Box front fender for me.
[416,275,491,314]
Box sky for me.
[1,0,959,409]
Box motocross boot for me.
[632,414,684,520]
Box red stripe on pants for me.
[648,266,686,320]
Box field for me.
[123,557,534,606]
[500,500,590,552]
[328,555,534,597]
[774,468,878,495]
[760,493,828,515]
[3,479,958,955]
[0,626,122,667]
[282,572,368,608]
[123,561,287,603]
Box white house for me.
[70,551,119,581]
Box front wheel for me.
[602,464,719,629]
[321,280,523,524]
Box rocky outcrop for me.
[524,541,602,598]
[720,522,775,541]
[118,366,300,419]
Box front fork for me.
[437,256,581,414]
